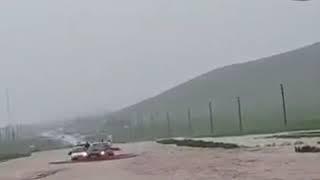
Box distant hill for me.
[110,43,320,139]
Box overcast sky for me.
[0,0,319,125]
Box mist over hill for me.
[109,43,320,139]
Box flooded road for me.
[1,141,320,180]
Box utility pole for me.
[209,101,214,134]
[5,89,11,125]
[237,97,243,133]
[5,88,14,141]
[280,84,288,127]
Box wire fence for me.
[104,83,320,142]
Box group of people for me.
[83,135,113,149]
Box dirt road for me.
[1,142,320,180]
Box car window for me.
[72,147,86,152]
[89,144,104,150]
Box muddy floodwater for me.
[1,131,320,180]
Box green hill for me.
[107,43,320,140]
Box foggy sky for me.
[0,0,320,125]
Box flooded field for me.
[173,130,320,148]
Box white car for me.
[68,147,88,161]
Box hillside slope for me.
[110,43,320,139]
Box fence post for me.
[128,121,132,142]
[237,97,243,133]
[150,114,155,138]
[166,112,172,137]
[139,114,144,139]
[133,112,138,140]
[209,101,214,134]
[280,84,288,127]
[187,108,192,136]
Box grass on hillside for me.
[100,117,320,142]
[0,137,70,162]
[0,153,31,162]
